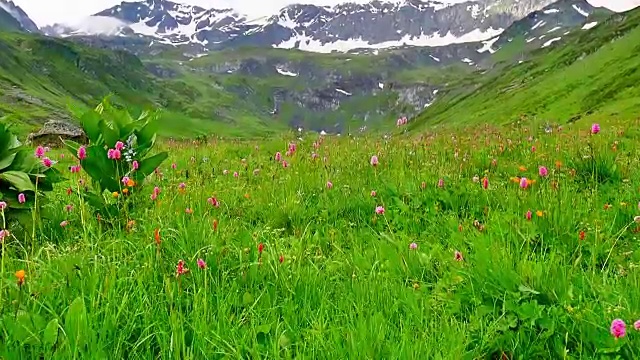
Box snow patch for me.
[276,67,298,77]
[378,82,384,89]
[62,16,128,36]
[531,20,546,30]
[429,54,441,62]
[582,21,598,30]
[546,26,562,33]
[273,27,504,53]
[335,88,352,96]
[572,4,589,17]
[462,58,474,66]
[477,36,499,54]
[542,37,562,48]
[543,8,560,14]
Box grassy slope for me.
[0,32,284,138]
[411,8,640,130]
[175,47,471,132]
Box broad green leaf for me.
[133,152,168,182]
[0,171,35,192]
[65,297,88,352]
[63,139,81,159]
[0,123,21,156]
[80,146,119,192]
[43,318,59,349]
[7,149,38,173]
[79,110,103,144]
[0,152,16,171]
[100,121,120,149]
[136,120,158,156]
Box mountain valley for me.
[0,0,638,137]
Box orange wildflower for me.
[15,270,25,286]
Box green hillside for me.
[411,8,640,130]
[148,47,471,133]
[0,32,282,138]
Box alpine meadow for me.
[2,0,640,359]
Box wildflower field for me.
[1,111,640,358]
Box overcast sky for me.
[11,0,640,26]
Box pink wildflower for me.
[176,260,189,277]
[275,152,282,161]
[18,193,25,204]
[539,166,548,177]
[122,176,131,185]
[132,160,139,170]
[178,182,186,190]
[42,157,52,168]
[370,155,379,167]
[197,259,207,269]
[375,206,385,215]
[438,178,444,188]
[77,146,87,160]
[634,320,640,331]
[282,160,288,168]
[233,171,239,178]
[591,123,600,134]
[35,146,45,158]
[0,201,6,210]
[115,141,125,151]
[207,197,220,207]
[107,149,121,160]
[610,319,626,339]
[409,242,418,250]
[370,190,376,197]
[526,210,532,221]
[60,220,69,227]
[482,177,489,189]
[172,163,177,170]
[65,204,73,212]
[520,177,528,189]
[326,181,333,189]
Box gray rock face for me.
[44,0,573,55]
[489,0,605,51]
[27,120,87,147]
[0,0,39,32]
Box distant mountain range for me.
[34,0,605,55]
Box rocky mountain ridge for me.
[43,0,581,55]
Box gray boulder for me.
[27,120,87,148]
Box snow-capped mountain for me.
[0,0,39,32]
[42,0,572,54]
[480,0,608,53]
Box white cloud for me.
[10,0,640,27]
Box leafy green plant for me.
[64,98,168,221]
[0,121,63,230]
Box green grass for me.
[1,116,640,357]
[0,32,286,138]
[410,8,640,131]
